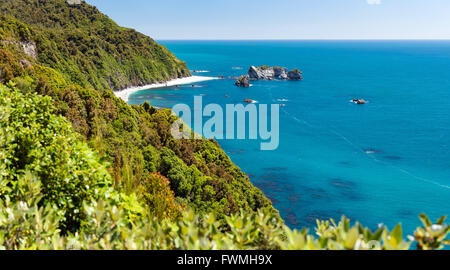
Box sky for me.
[85,0,450,40]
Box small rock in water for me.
[235,75,250,87]
[352,98,367,104]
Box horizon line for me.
[156,38,450,41]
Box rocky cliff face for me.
[273,67,288,80]
[247,66,302,81]
[236,65,302,86]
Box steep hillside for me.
[0,0,190,91]
[0,0,276,224]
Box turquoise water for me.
[128,41,450,233]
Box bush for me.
[137,172,184,220]
[0,84,112,233]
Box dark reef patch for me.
[338,161,353,167]
[266,193,280,205]
[255,179,282,192]
[303,186,330,201]
[285,212,300,226]
[384,155,402,160]
[397,209,416,219]
[288,193,301,203]
[228,149,246,155]
[330,178,357,188]
[263,167,288,172]
[329,178,363,201]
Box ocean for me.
[128,40,450,234]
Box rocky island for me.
[235,75,251,87]
[235,65,303,87]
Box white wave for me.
[191,70,211,73]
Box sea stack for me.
[235,75,251,87]
[287,68,303,80]
[245,65,302,81]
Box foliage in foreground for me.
[0,85,448,250]
[1,174,449,250]
[0,83,113,233]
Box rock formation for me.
[352,99,367,105]
[235,75,250,87]
[287,69,303,80]
[273,67,288,80]
[246,66,302,81]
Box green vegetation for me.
[0,0,190,91]
[0,0,275,230]
[0,84,112,233]
[0,0,448,250]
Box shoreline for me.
[114,75,218,102]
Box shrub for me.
[138,172,184,220]
[0,84,112,233]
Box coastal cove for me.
[128,40,450,233]
[114,75,217,102]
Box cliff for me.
[0,0,190,91]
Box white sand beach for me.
[114,76,218,102]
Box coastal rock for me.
[273,66,288,79]
[246,65,302,81]
[248,65,276,80]
[248,66,269,80]
[287,69,303,80]
[235,75,250,87]
[352,99,367,105]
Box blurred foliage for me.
[1,172,448,250]
[0,84,112,233]
[414,214,449,250]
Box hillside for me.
[0,0,275,227]
[0,0,190,91]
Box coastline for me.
[114,75,218,102]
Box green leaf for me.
[391,224,403,246]
[344,228,359,249]
[419,214,432,227]
[436,216,447,225]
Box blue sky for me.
[85,0,450,40]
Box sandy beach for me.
[114,76,218,102]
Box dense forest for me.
[0,0,448,250]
